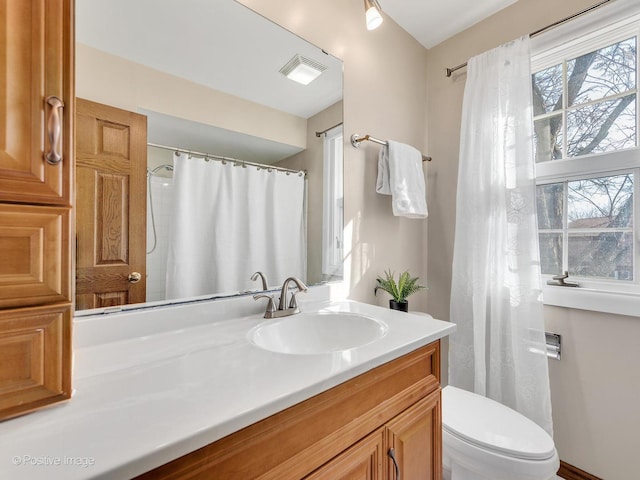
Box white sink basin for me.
[248,312,388,354]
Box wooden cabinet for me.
[385,391,441,480]
[0,0,74,420]
[0,0,73,205]
[305,391,441,480]
[137,341,442,480]
[0,204,70,308]
[0,304,72,419]
[305,429,385,480]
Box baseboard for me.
[558,460,603,480]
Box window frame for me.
[531,3,640,316]
[321,125,344,278]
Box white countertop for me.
[0,296,454,479]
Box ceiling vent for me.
[279,54,327,85]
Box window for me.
[532,4,640,314]
[322,126,343,278]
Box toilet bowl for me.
[442,385,559,480]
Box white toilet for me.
[442,385,560,480]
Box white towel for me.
[376,140,428,218]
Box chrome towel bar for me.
[350,133,432,162]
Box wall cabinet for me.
[0,0,74,420]
[0,0,73,205]
[137,341,442,480]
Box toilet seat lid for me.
[442,386,556,461]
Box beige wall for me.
[426,0,638,478]
[76,44,307,149]
[239,0,430,311]
[277,101,343,286]
[545,306,640,479]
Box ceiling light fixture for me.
[364,0,383,31]
[279,54,327,85]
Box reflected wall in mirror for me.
[75,0,344,311]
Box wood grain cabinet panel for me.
[304,429,384,480]
[0,303,72,420]
[0,0,73,205]
[0,0,74,420]
[385,390,442,480]
[0,204,70,308]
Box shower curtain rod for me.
[315,122,344,137]
[445,0,614,77]
[147,142,305,176]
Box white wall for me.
[239,0,430,312]
[277,101,343,285]
[146,147,175,301]
[425,0,639,478]
[76,44,307,149]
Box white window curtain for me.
[166,153,306,298]
[449,36,554,436]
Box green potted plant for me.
[374,270,426,312]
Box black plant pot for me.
[389,300,408,312]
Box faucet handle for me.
[289,289,307,309]
[254,294,276,315]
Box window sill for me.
[542,285,640,318]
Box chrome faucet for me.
[250,271,268,290]
[254,276,308,318]
[277,277,308,311]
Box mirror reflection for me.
[75,0,344,311]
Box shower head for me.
[147,164,174,177]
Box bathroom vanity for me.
[138,342,441,480]
[0,293,454,479]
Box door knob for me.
[128,272,142,283]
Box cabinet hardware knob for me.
[44,96,64,165]
[388,448,401,480]
[128,272,142,283]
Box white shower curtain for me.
[449,36,553,435]
[165,153,306,298]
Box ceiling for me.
[76,0,343,163]
[382,0,519,49]
[75,0,518,162]
[76,0,343,120]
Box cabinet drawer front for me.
[0,303,72,420]
[0,204,71,308]
[0,0,73,205]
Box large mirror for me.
[75,0,343,311]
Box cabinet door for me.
[385,389,442,480]
[0,204,70,308]
[0,0,73,205]
[305,429,384,480]
[0,303,72,420]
